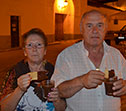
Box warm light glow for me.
[57,0,68,10]
[105,2,126,11]
[114,6,126,11]
[64,0,68,6]
[54,0,75,36]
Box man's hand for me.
[17,73,31,92]
[113,79,126,96]
[81,70,105,89]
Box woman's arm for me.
[53,98,66,111]
[1,87,25,111]
[1,73,31,111]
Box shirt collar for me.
[103,41,111,53]
[79,40,111,56]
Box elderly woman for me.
[0,28,66,111]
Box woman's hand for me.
[47,88,60,102]
[17,73,32,92]
[47,88,66,111]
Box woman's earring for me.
[24,53,27,56]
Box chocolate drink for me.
[105,80,114,96]
[42,80,55,99]
[104,69,117,96]
[42,83,54,98]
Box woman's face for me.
[24,34,46,64]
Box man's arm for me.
[58,70,105,98]
[113,53,126,96]
[58,76,83,98]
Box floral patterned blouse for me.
[0,59,54,111]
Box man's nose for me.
[92,26,98,33]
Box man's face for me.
[81,12,108,47]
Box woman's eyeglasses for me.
[25,43,45,49]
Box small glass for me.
[104,76,117,96]
[41,80,55,99]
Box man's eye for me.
[98,24,103,28]
[27,44,32,47]
[87,24,92,28]
[98,24,102,27]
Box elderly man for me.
[52,10,126,111]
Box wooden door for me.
[11,16,19,48]
[55,14,66,41]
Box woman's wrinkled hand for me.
[47,88,60,102]
[17,73,32,92]
[47,88,66,111]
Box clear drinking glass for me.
[104,76,117,96]
[41,80,55,99]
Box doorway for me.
[55,13,66,41]
[10,16,19,48]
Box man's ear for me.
[80,19,85,34]
[80,28,84,35]
[80,25,83,34]
[105,23,108,34]
[105,19,108,31]
[44,49,47,56]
